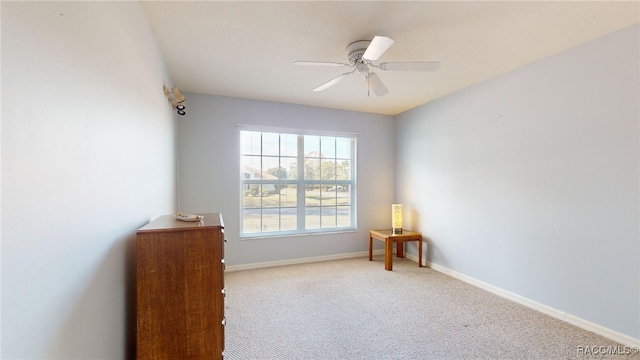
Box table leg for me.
[418,236,423,267]
[397,241,404,258]
[385,238,393,271]
[369,233,373,261]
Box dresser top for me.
[137,213,224,233]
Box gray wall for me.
[395,24,639,339]
[177,93,395,267]
[2,2,176,358]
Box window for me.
[240,130,356,237]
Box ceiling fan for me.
[294,36,440,96]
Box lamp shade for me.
[391,204,403,234]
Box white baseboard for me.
[564,313,640,349]
[403,250,428,267]
[418,259,640,348]
[225,250,385,272]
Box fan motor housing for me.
[346,40,371,64]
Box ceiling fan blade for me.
[294,61,351,67]
[379,62,441,72]
[313,71,353,92]
[362,36,395,62]
[367,72,388,97]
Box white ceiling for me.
[141,1,639,116]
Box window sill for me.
[239,228,357,241]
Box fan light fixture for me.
[294,35,441,96]
[164,85,186,116]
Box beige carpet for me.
[224,256,637,360]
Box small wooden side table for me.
[369,229,422,271]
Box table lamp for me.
[392,204,403,234]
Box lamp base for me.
[392,227,403,234]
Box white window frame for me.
[239,128,357,238]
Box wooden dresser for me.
[136,213,226,359]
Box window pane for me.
[262,157,280,178]
[336,137,351,159]
[280,207,297,231]
[336,160,351,180]
[280,134,297,157]
[337,206,351,227]
[305,207,321,229]
[336,185,351,205]
[280,185,297,207]
[242,156,262,179]
[262,132,280,156]
[241,131,261,155]
[281,157,297,180]
[305,186,321,206]
[320,137,336,158]
[321,207,337,228]
[243,185,262,208]
[261,184,278,208]
[320,159,337,180]
[304,158,321,180]
[321,186,337,205]
[243,208,261,233]
[304,135,320,155]
[261,208,280,232]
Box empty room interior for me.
[2,1,639,359]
